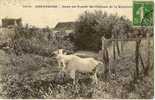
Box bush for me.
[0,13,153,99]
[1,53,97,99]
[73,11,132,51]
[10,27,75,56]
[1,26,76,98]
[1,53,55,98]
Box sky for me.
[0,0,153,28]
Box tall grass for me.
[0,27,153,99]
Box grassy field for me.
[0,37,153,99]
[0,27,153,99]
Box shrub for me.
[1,53,55,98]
[10,27,75,56]
[1,53,97,99]
[1,26,75,98]
[73,11,132,51]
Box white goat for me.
[53,49,66,69]
[53,49,103,84]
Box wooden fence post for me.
[112,35,116,60]
[120,41,124,52]
[101,36,110,80]
[120,35,125,52]
[116,40,120,57]
[145,33,151,75]
[135,39,141,77]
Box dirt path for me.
[74,50,99,58]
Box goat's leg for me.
[62,61,66,72]
[58,61,62,75]
[69,70,76,84]
[58,61,61,68]
[92,72,98,84]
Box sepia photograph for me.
[0,0,154,99]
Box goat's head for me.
[54,49,63,54]
[51,49,67,58]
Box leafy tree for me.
[73,11,132,51]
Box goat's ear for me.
[58,49,62,54]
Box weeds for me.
[0,27,153,99]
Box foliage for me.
[1,53,53,98]
[1,50,153,99]
[73,11,132,51]
[1,53,100,99]
[9,27,75,56]
[0,26,76,98]
[0,11,153,99]
[129,26,154,38]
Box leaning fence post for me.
[102,36,104,51]
[112,35,116,60]
[120,40,124,52]
[116,40,120,57]
[120,35,125,52]
[145,33,151,75]
[135,39,141,77]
